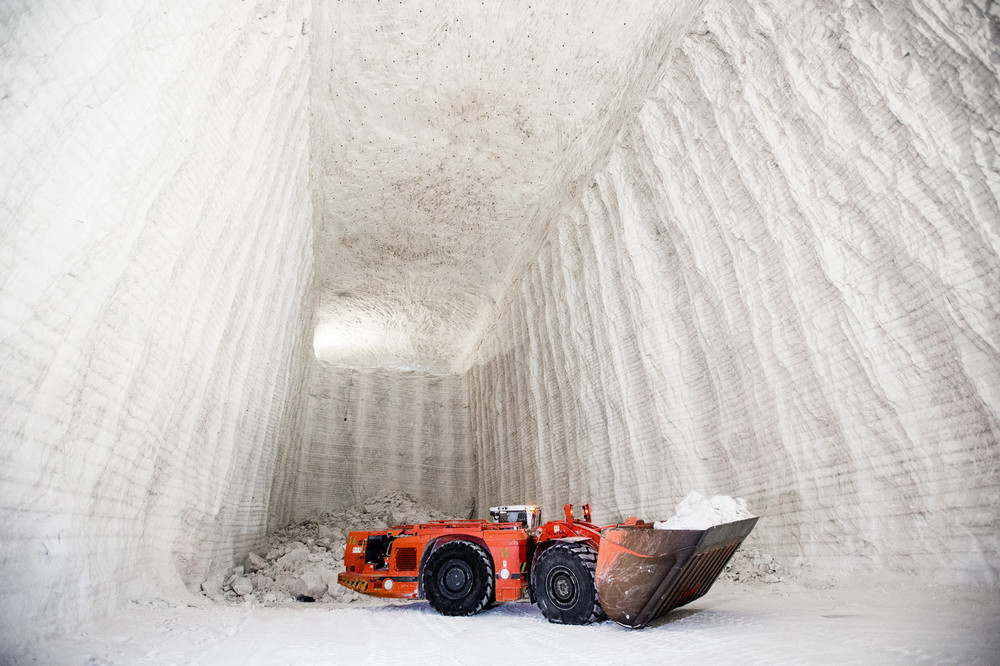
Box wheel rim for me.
[546,564,579,610]
[438,559,473,600]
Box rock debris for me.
[202,491,451,606]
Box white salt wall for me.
[0,0,314,647]
[3,4,998,661]
[295,363,473,520]
[470,0,1000,583]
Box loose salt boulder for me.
[245,552,267,572]
[231,577,254,596]
[393,508,432,526]
[290,571,328,600]
[201,574,224,595]
[276,547,310,571]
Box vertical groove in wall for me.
[469,0,1000,582]
[0,0,314,645]
[296,364,473,519]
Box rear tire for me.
[532,542,603,624]
[423,541,494,616]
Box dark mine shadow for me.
[364,598,541,620]
[362,600,437,616]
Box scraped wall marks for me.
[469,0,1000,583]
[1,1,997,656]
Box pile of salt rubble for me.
[721,544,786,584]
[201,490,451,606]
[654,491,786,584]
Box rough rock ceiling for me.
[311,1,703,372]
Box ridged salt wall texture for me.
[296,363,473,520]
[0,0,314,648]
[470,0,1000,583]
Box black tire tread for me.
[532,542,604,625]
[422,541,494,617]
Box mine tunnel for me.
[1,1,998,663]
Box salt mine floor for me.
[39,577,999,665]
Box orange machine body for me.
[338,505,602,603]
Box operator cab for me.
[489,504,541,533]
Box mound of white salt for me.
[653,491,755,530]
[202,490,453,606]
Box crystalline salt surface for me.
[205,490,451,606]
[653,491,755,530]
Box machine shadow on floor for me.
[357,597,708,630]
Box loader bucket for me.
[595,517,758,628]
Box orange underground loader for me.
[337,503,757,628]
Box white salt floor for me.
[35,577,999,665]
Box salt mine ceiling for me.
[311,1,704,373]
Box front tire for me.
[423,541,494,616]
[532,542,603,624]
